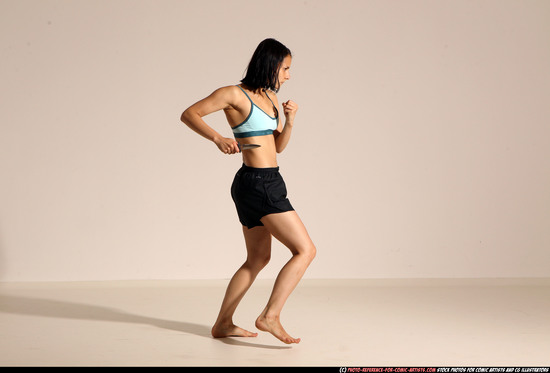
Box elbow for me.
[180,109,191,124]
[181,108,200,127]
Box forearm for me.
[275,120,293,153]
[181,109,222,144]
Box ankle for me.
[260,311,280,321]
[214,317,233,327]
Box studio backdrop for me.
[1,0,549,281]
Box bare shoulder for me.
[209,85,238,100]
[266,89,280,105]
[211,85,248,109]
[184,85,245,117]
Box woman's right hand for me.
[214,137,240,155]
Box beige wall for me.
[1,0,549,281]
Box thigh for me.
[242,225,272,259]
[260,211,314,256]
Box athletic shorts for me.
[231,164,294,229]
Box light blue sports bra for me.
[232,85,278,138]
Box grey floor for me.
[0,278,549,366]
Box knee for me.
[246,253,271,271]
[308,244,317,263]
[298,242,316,264]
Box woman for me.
[180,38,316,344]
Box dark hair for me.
[241,38,291,92]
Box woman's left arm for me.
[274,99,298,153]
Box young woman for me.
[180,38,316,344]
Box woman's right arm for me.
[181,87,240,154]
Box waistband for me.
[240,163,280,173]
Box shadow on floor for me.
[0,295,290,350]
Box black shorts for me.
[231,164,294,229]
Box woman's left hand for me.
[282,100,298,125]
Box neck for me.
[241,84,266,95]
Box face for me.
[277,55,292,88]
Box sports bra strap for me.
[237,85,278,119]
[264,90,279,119]
[237,85,253,104]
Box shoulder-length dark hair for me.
[241,38,291,92]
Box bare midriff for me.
[237,135,278,168]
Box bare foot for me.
[211,322,258,338]
[255,314,301,344]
